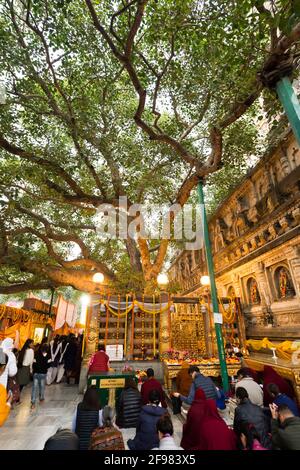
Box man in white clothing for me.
[0,338,18,388]
[235,368,263,407]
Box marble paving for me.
[0,382,183,450]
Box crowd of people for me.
[0,333,82,417]
[1,337,300,451]
[36,365,300,450]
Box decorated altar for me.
[245,353,300,404]
[161,352,242,392]
[79,293,247,392]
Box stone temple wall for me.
[169,129,300,341]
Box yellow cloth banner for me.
[246,337,299,360]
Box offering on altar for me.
[135,369,147,383]
[161,349,241,366]
[121,364,134,373]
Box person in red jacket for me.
[141,368,167,408]
[88,345,110,374]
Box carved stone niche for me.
[249,238,257,251]
[242,242,250,255]
[232,196,252,237]
[247,205,259,224]
[279,144,291,176]
[255,233,266,247]
[278,215,292,235]
[214,218,229,252]
[265,224,277,241]
[235,248,242,260]
[290,146,300,169]
[291,208,300,227]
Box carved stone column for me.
[191,250,197,271]
[159,308,171,355]
[256,262,272,306]
[287,245,300,298]
[255,262,273,326]
[79,302,100,393]
[231,273,242,298]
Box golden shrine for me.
[80,293,244,393]
[0,304,56,347]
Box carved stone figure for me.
[232,197,251,237]
[246,205,259,224]
[291,208,300,226]
[279,146,291,176]
[278,216,290,234]
[249,238,257,251]
[214,218,228,252]
[266,225,277,241]
[242,242,250,255]
[291,147,300,168]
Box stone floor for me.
[0,382,183,450]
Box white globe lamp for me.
[92,272,104,284]
[80,293,91,306]
[200,275,210,286]
[157,273,169,286]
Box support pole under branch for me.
[197,180,229,392]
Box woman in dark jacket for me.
[72,386,102,450]
[127,389,167,450]
[234,387,272,449]
[31,344,50,409]
[64,335,78,384]
[116,377,141,428]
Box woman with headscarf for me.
[181,388,237,450]
[0,348,13,426]
[0,338,17,389]
[263,365,295,406]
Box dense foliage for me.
[0,0,299,295]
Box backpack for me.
[89,426,125,451]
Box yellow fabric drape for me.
[246,337,300,360]
[105,303,132,317]
[101,300,171,316]
[134,300,170,314]
[1,323,19,339]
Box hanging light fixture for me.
[200,275,210,286]
[157,273,169,286]
[80,293,91,306]
[92,272,104,284]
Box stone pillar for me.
[256,262,272,307]
[287,245,300,298]
[231,273,242,298]
[79,302,100,393]
[159,305,171,355]
[191,250,197,271]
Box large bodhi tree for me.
[0,0,299,294]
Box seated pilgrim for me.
[88,345,110,374]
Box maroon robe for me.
[140,377,167,408]
[181,388,237,451]
[88,351,109,373]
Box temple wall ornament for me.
[169,131,300,340]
